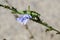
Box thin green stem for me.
[0,4,60,34]
[30,17,60,34]
[0,4,21,14]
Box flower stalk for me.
[30,17,60,34]
[25,25,35,40]
[0,4,60,34]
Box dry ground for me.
[0,0,60,40]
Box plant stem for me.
[0,4,60,34]
[0,4,21,14]
[30,17,60,34]
[25,25,35,40]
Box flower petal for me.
[16,14,32,25]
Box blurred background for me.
[0,0,60,40]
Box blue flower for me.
[16,14,32,25]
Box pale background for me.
[0,0,60,40]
